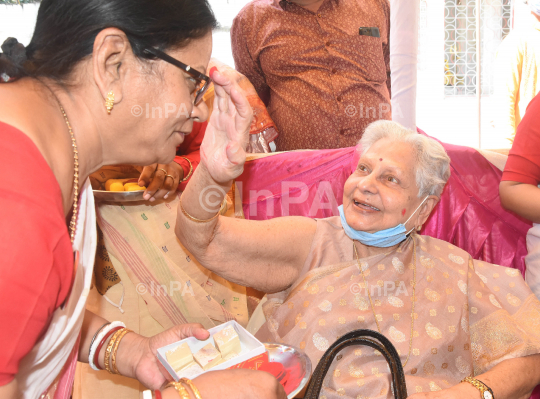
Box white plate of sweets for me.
[157,321,312,398]
[157,321,266,381]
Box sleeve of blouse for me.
[0,124,72,385]
[502,93,540,185]
[0,204,72,384]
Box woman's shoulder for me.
[0,79,69,154]
[300,216,351,272]
[418,235,473,273]
[316,215,344,230]
[0,80,76,208]
[0,121,63,202]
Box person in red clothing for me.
[0,0,286,398]
[138,121,207,201]
[500,92,540,298]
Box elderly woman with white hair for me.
[177,117,540,399]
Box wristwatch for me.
[462,377,495,399]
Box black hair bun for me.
[1,37,27,65]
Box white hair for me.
[358,120,451,197]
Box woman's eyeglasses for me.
[143,47,211,106]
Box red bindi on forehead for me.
[379,158,383,161]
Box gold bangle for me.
[165,382,190,399]
[179,194,220,223]
[104,329,124,374]
[180,378,202,399]
[111,329,132,375]
[179,157,193,182]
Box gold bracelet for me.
[165,382,190,399]
[104,329,124,374]
[179,194,221,223]
[111,329,132,375]
[180,378,202,399]
[179,157,193,182]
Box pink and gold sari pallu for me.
[257,231,540,399]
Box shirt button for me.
[317,13,322,18]
[340,129,345,135]
[325,41,331,46]
[337,96,343,102]
[331,68,337,74]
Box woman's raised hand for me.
[200,68,253,184]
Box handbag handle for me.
[303,329,408,399]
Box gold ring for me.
[165,174,174,182]
[157,168,167,176]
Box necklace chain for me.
[58,105,79,243]
[353,237,417,368]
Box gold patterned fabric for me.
[256,216,540,398]
[93,226,121,295]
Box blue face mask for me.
[338,196,429,248]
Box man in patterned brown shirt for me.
[231,0,391,151]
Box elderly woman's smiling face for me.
[343,138,434,234]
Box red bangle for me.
[93,326,123,370]
[155,390,162,399]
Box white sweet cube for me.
[165,342,193,373]
[213,325,242,358]
[193,343,222,370]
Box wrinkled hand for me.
[128,324,209,390]
[200,68,253,184]
[408,382,479,399]
[139,162,184,201]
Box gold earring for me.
[105,91,114,114]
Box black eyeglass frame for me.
[143,47,211,106]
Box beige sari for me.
[256,217,540,398]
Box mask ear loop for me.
[404,196,429,235]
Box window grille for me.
[444,0,511,96]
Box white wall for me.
[0,4,39,46]
[208,0,253,67]
[208,0,250,28]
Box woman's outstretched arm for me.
[176,68,316,294]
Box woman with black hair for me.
[0,1,286,398]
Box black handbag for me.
[303,329,408,399]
